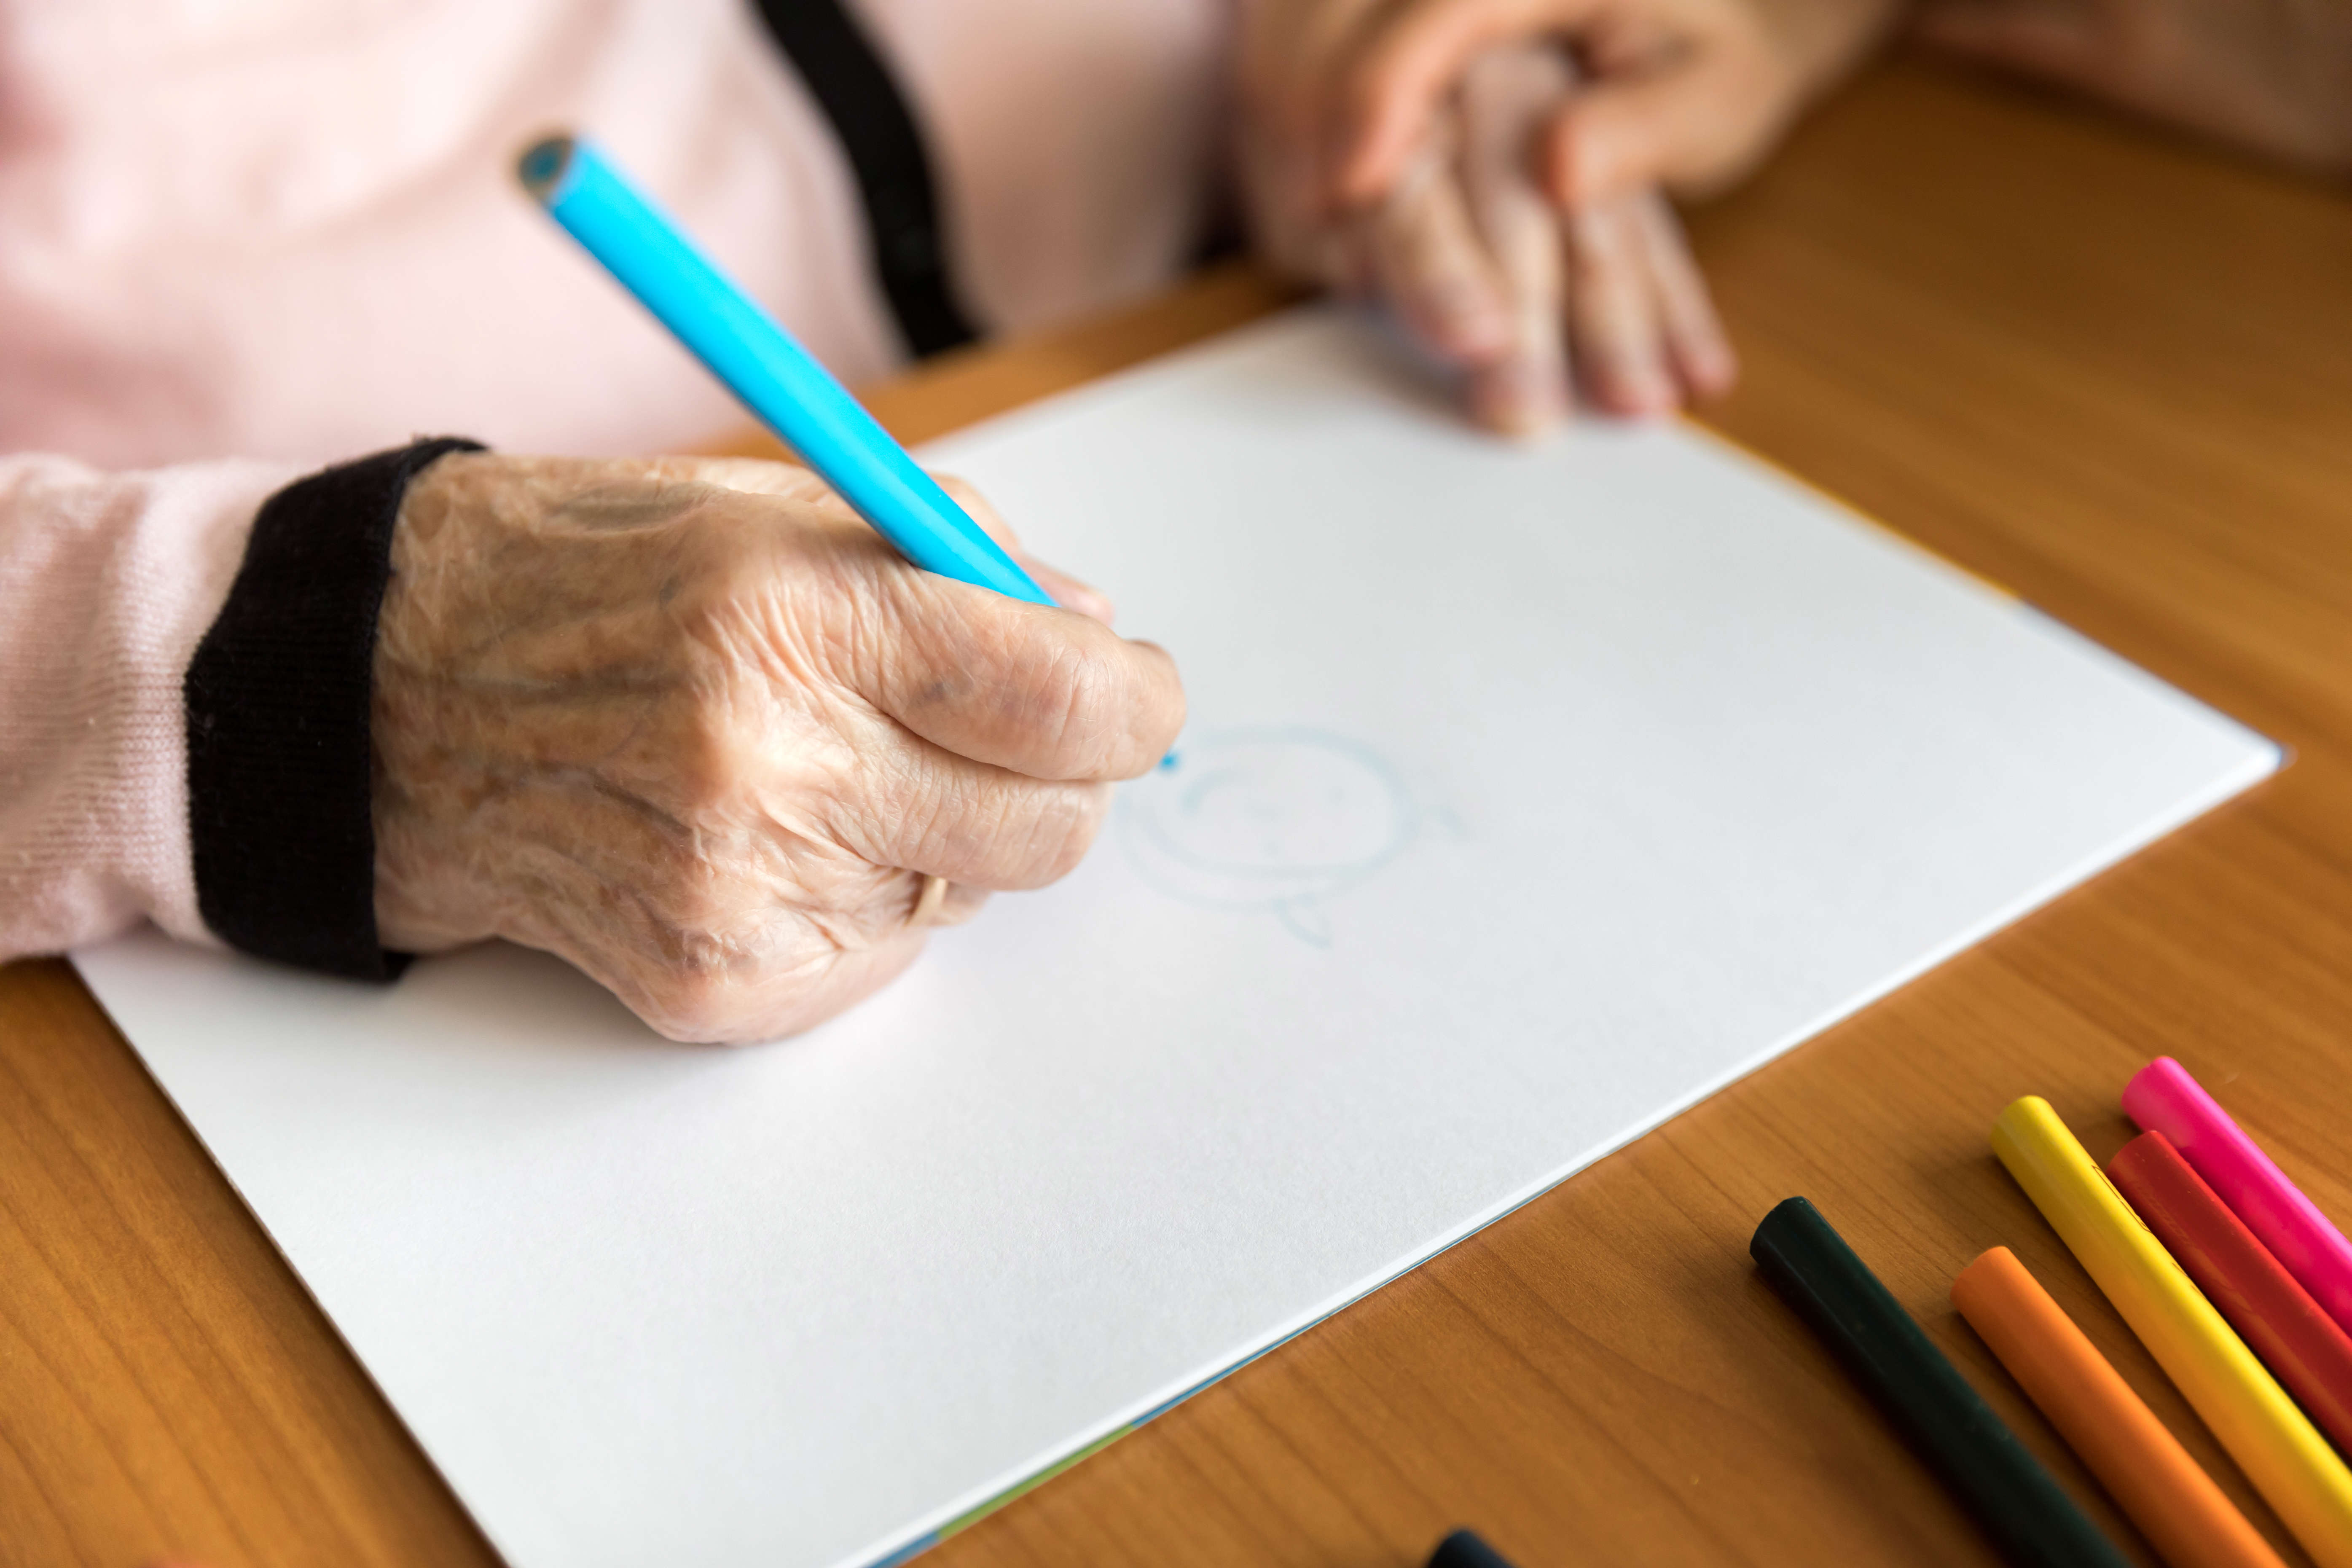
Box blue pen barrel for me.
[518,134,1053,606]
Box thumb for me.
[1333,0,1600,207]
[1542,48,1795,207]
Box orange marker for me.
[1954,1247,2288,1568]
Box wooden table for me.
[6,55,2349,1568]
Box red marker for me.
[2124,1058,2352,1342]
[2110,1130,2352,1457]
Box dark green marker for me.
[1426,1529,1518,1568]
[1752,1197,2131,1568]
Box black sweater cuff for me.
[184,437,483,981]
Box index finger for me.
[933,473,1118,625]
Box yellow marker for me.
[1993,1096,2352,1568]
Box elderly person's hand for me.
[1242,10,1744,430]
[369,453,1184,1044]
[1917,0,2352,175]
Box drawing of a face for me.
[1118,730,1416,945]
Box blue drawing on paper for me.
[1117,728,1417,945]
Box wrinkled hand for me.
[371,452,1184,1043]
[1917,0,2352,174]
[1243,10,1744,429]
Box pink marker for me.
[2123,1056,2352,1341]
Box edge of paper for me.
[837,727,2282,1568]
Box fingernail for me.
[1689,342,1739,398]
[1598,362,1677,419]
[1472,360,1567,435]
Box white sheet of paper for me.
[77,309,2278,1568]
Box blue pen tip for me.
[517,134,576,201]
[1159,751,1180,772]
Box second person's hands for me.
[1241,3,1756,430]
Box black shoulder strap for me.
[749,0,980,358]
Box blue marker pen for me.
[518,134,1052,605]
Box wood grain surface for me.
[6,55,2351,1568]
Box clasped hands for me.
[1239,0,1901,432]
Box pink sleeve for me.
[0,453,300,958]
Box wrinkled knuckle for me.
[671,509,787,626]
[664,841,746,937]
[835,735,926,846]
[1037,783,1111,883]
[655,526,792,685]
[904,784,959,866]
[988,782,1106,891]
[633,961,744,1044]
[1034,643,1126,777]
[651,679,760,819]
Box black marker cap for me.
[1428,1528,1520,1568]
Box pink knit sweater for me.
[0,0,1228,961]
